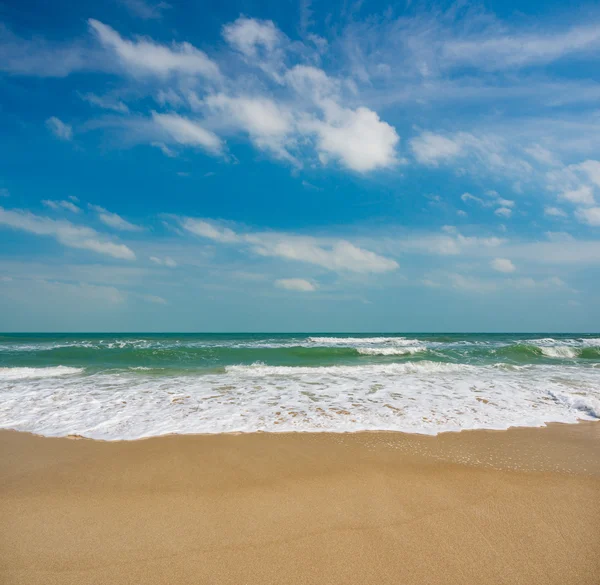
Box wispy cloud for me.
[275,278,316,291]
[181,217,398,273]
[118,0,171,20]
[89,205,143,232]
[151,112,223,155]
[81,92,129,113]
[0,207,135,259]
[43,199,81,213]
[46,117,73,140]
[88,19,221,79]
[149,255,177,267]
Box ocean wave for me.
[0,366,84,380]
[539,346,579,359]
[356,347,425,356]
[308,336,419,346]
[0,362,598,439]
[224,360,475,376]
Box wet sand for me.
[1,422,599,585]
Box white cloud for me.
[495,207,512,218]
[573,160,600,188]
[397,228,505,257]
[491,258,516,273]
[151,112,223,154]
[448,273,498,293]
[88,19,220,79]
[284,65,339,99]
[42,199,81,213]
[444,272,565,294]
[81,92,129,113]
[461,192,483,205]
[119,0,171,20]
[151,141,177,157]
[275,278,316,291]
[307,104,399,172]
[524,145,560,166]
[411,132,461,166]
[222,17,282,58]
[182,218,240,243]
[249,234,398,273]
[575,207,600,226]
[559,185,595,206]
[544,206,567,217]
[46,116,73,140]
[204,94,295,161]
[141,293,168,304]
[441,23,600,70]
[545,231,574,242]
[410,130,532,180]
[89,204,142,231]
[495,197,514,208]
[181,217,398,273]
[150,255,177,267]
[0,207,135,259]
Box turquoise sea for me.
[0,333,599,439]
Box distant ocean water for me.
[0,333,599,440]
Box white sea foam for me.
[539,346,579,359]
[0,366,84,380]
[356,347,425,356]
[0,362,599,440]
[308,336,420,346]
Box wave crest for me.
[0,366,84,380]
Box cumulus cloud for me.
[181,217,398,273]
[89,204,142,231]
[222,17,282,58]
[575,207,600,226]
[42,199,81,213]
[559,185,595,206]
[88,19,220,79]
[204,94,294,161]
[46,117,73,140]
[0,207,135,259]
[306,105,399,172]
[491,258,516,273]
[275,278,316,291]
[573,160,600,188]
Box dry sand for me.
[1,423,599,585]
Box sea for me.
[0,332,599,440]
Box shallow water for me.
[0,332,599,439]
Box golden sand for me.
[1,423,599,585]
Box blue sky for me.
[1,0,600,331]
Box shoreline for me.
[1,422,599,585]
[0,416,597,442]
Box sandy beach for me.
[1,423,599,585]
